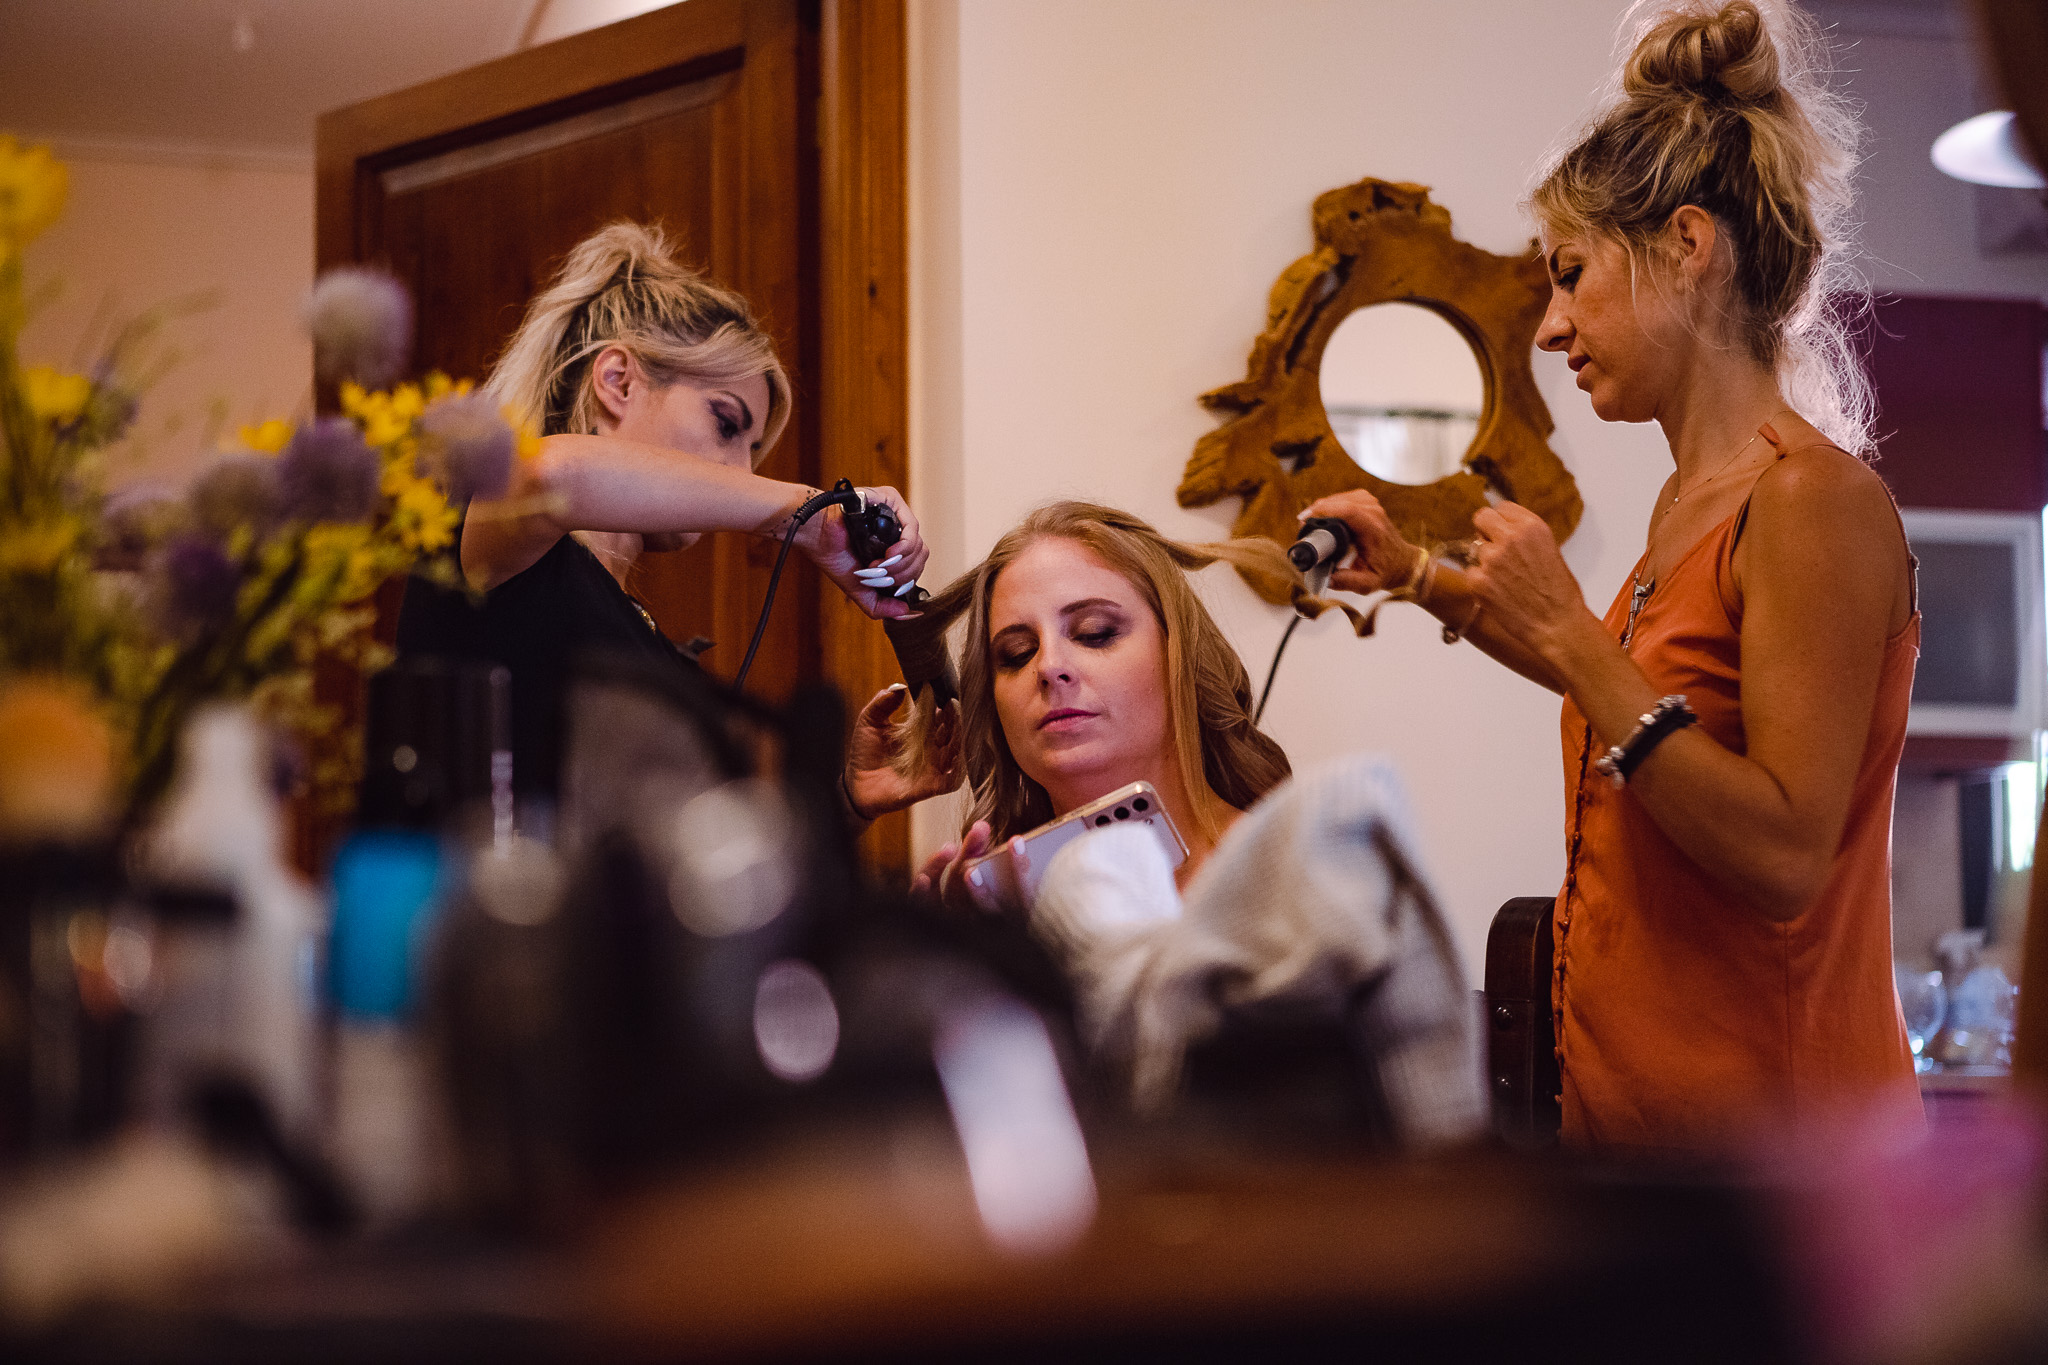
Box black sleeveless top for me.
[394,521,697,798]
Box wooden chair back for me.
[1484,896,1562,1150]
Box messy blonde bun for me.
[1529,0,1872,453]
[486,222,791,460]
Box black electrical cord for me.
[733,487,854,690]
[1253,613,1303,726]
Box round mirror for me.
[1318,303,1484,486]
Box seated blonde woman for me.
[894,501,1482,1146]
[904,501,1296,906]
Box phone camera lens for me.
[1114,806,1130,820]
[1132,796,1149,812]
[1094,815,1111,827]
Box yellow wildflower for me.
[377,438,421,497]
[381,454,415,499]
[0,137,67,257]
[238,418,293,453]
[22,366,90,424]
[422,372,472,402]
[0,518,82,573]
[341,380,424,449]
[391,480,457,554]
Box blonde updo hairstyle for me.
[900,502,1297,846]
[1529,0,1872,452]
[487,221,791,458]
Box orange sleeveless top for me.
[1554,429,1923,1155]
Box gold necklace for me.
[1669,431,1761,505]
[1669,407,1799,506]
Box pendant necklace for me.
[1669,430,1763,506]
[1625,429,1770,651]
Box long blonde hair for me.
[1527,0,1872,452]
[486,222,791,459]
[901,502,1297,845]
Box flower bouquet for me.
[0,136,523,829]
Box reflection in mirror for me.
[1318,302,1484,486]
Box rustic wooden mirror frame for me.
[1179,177,1581,604]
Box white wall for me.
[906,0,2048,979]
[18,148,315,490]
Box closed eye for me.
[712,403,741,442]
[991,628,1038,671]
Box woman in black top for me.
[397,222,955,816]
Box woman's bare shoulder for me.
[1739,445,1910,626]
[1746,444,1898,538]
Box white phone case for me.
[962,781,1187,910]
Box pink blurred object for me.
[1765,1097,2046,1362]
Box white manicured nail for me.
[894,580,917,597]
[877,554,902,568]
[856,570,892,583]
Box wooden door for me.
[316,0,912,869]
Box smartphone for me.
[962,781,1187,910]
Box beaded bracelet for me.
[1592,694,1697,788]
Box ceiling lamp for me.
[1932,110,2045,189]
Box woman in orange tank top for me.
[1308,0,1921,1152]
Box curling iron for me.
[842,490,961,709]
[1288,516,1353,580]
[1254,516,1357,725]
[733,480,960,711]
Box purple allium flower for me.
[188,453,281,540]
[96,482,187,571]
[157,536,241,638]
[417,393,515,503]
[304,267,413,388]
[277,418,380,523]
[79,381,140,448]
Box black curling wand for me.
[841,489,961,708]
[732,480,959,709]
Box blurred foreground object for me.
[0,679,126,1160]
[328,659,508,1226]
[139,705,322,1144]
[0,135,516,827]
[1035,755,1483,1148]
[0,678,116,843]
[1766,1100,2048,1365]
[304,267,413,390]
[0,1133,245,1330]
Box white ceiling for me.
[0,0,678,163]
